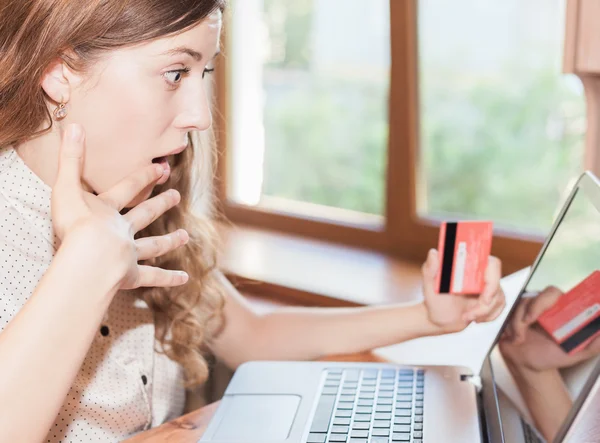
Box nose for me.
[173,83,213,132]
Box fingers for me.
[136,229,189,261]
[421,249,440,296]
[55,123,85,192]
[134,265,189,288]
[463,287,506,323]
[125,188,181,233]
[523,286,562,323]
[99,163,166,211]
[480,256,502,305]
[511,298,533,344]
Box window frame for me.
[211,0,585,275]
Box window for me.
[224,0,390,224]
[418,0,585,234]
[215,0,587,272]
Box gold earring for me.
[53,99,68,120]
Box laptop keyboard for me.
[306,367,425,443]
[521,418,544,443]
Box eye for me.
[202,67,215,79]
[163,67,191,86]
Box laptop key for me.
[393,425,411,433]
[374,413,392,420]
[371,428,390,437]
[337,402,354,410]
[363,370,378,379]
[395,401,412,409]
[333,418,351,426]
[415,408,423,415]
[331,425,350,434]
[348,440,368,443]
[328,434,348,442]
[353,413,371,422]
[335,410,352,418]
[351,422,369,430]
[344,370,360,381]
[357,399,373,406]
[350,430,369,438]
[375,405,392,413]
[415,415,423,423]
[310,395,336,433]
[413,431,423,438]
[370,439,388,443]
[307,434,327,443]
[394,409,412,417]
[394,416,411,425]
[377,398,393,405]
[414,423,423,430]
[381,369,396,378]
[391,433,410,441]
[373,420,391,428]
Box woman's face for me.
[53,11,222,205]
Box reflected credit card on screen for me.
[435,221,493,294]
[538,270,600,355]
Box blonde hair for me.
[0,0,227,388]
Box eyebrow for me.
[160,46,221,62]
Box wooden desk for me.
[124,351,386,443]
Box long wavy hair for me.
[0,0,227,388]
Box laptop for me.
[199,171,600,443]
[494,168,600,443]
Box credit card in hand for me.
[538,271,600,355]
[435,221,493,294]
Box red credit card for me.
[538,271,600,355]
[435,221,493,294]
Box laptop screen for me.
[493,174,600,442]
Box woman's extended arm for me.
[208,251,506,370]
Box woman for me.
[0,1,506,442]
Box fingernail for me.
[68,124,83,142]
[155,164,164,175]
[179,271,189,282]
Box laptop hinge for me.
[461,374,483,392]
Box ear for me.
[40,55,80,104]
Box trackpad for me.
[213,394,301,441]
